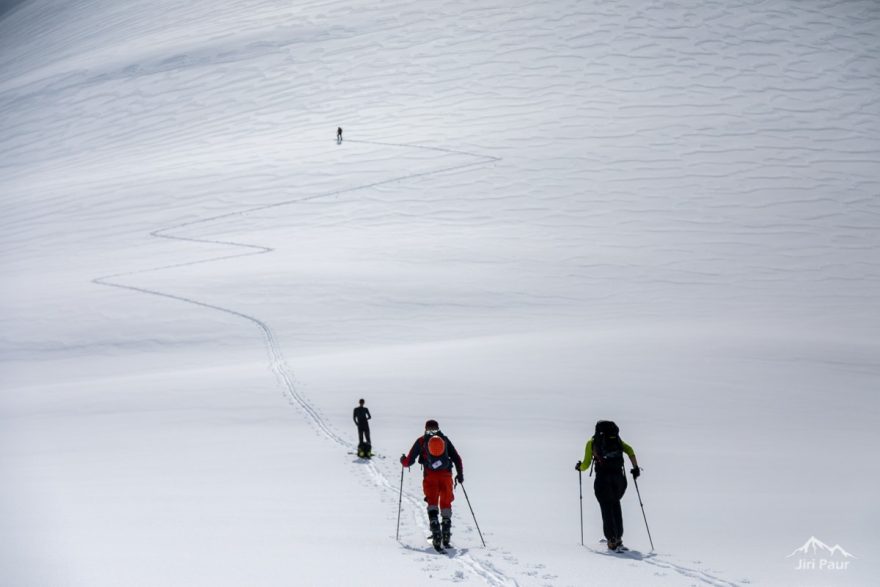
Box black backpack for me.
[592,420,624,469]
[421,431,452,471]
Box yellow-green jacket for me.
[577,438,636,472]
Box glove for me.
[575,461,582,472]
[455,473,464,484]
[631,467,641,479]
[400,454,408,466]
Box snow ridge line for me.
[92,138,515,586]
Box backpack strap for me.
[414,434,432,464]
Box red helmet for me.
[427,435,446,457]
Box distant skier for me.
[353,399,371,457]
[575,420,640,552]
[400,419,464,551]
[337,126,343,144]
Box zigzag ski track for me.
[92,139,518,585]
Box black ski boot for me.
[428,510,443,551]
[441,517,452,549]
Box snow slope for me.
[1,0,879,585]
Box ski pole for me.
[632,472,654,551]
[578,468,584,546]
[459,482,486,547]
[396,463,405,541]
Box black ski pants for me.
[357,423,371,445]
[594,471,627,542]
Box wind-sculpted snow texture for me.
[1,0,879,586]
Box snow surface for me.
[1,0,879,585]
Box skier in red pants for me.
[400,419,463,551]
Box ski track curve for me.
[92,138,522,586]
[585,545,743,587]
[91,137,745,587]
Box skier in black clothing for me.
[575,420,640,551]
[353,399,371,457]
[337,126,343,144]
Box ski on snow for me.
[347,452,385,460]
[599,538,631,554]
[426,536,455,555]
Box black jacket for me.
[353,406,371,426]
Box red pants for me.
[423,469,455,509]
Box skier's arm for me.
[448,441,463,480]
[353,408,358,425]
[622,440,639,469]
[401,439,421,467]
[366,408,371,421]
[578,439,593,471]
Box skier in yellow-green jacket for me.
[575,420,640,552]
